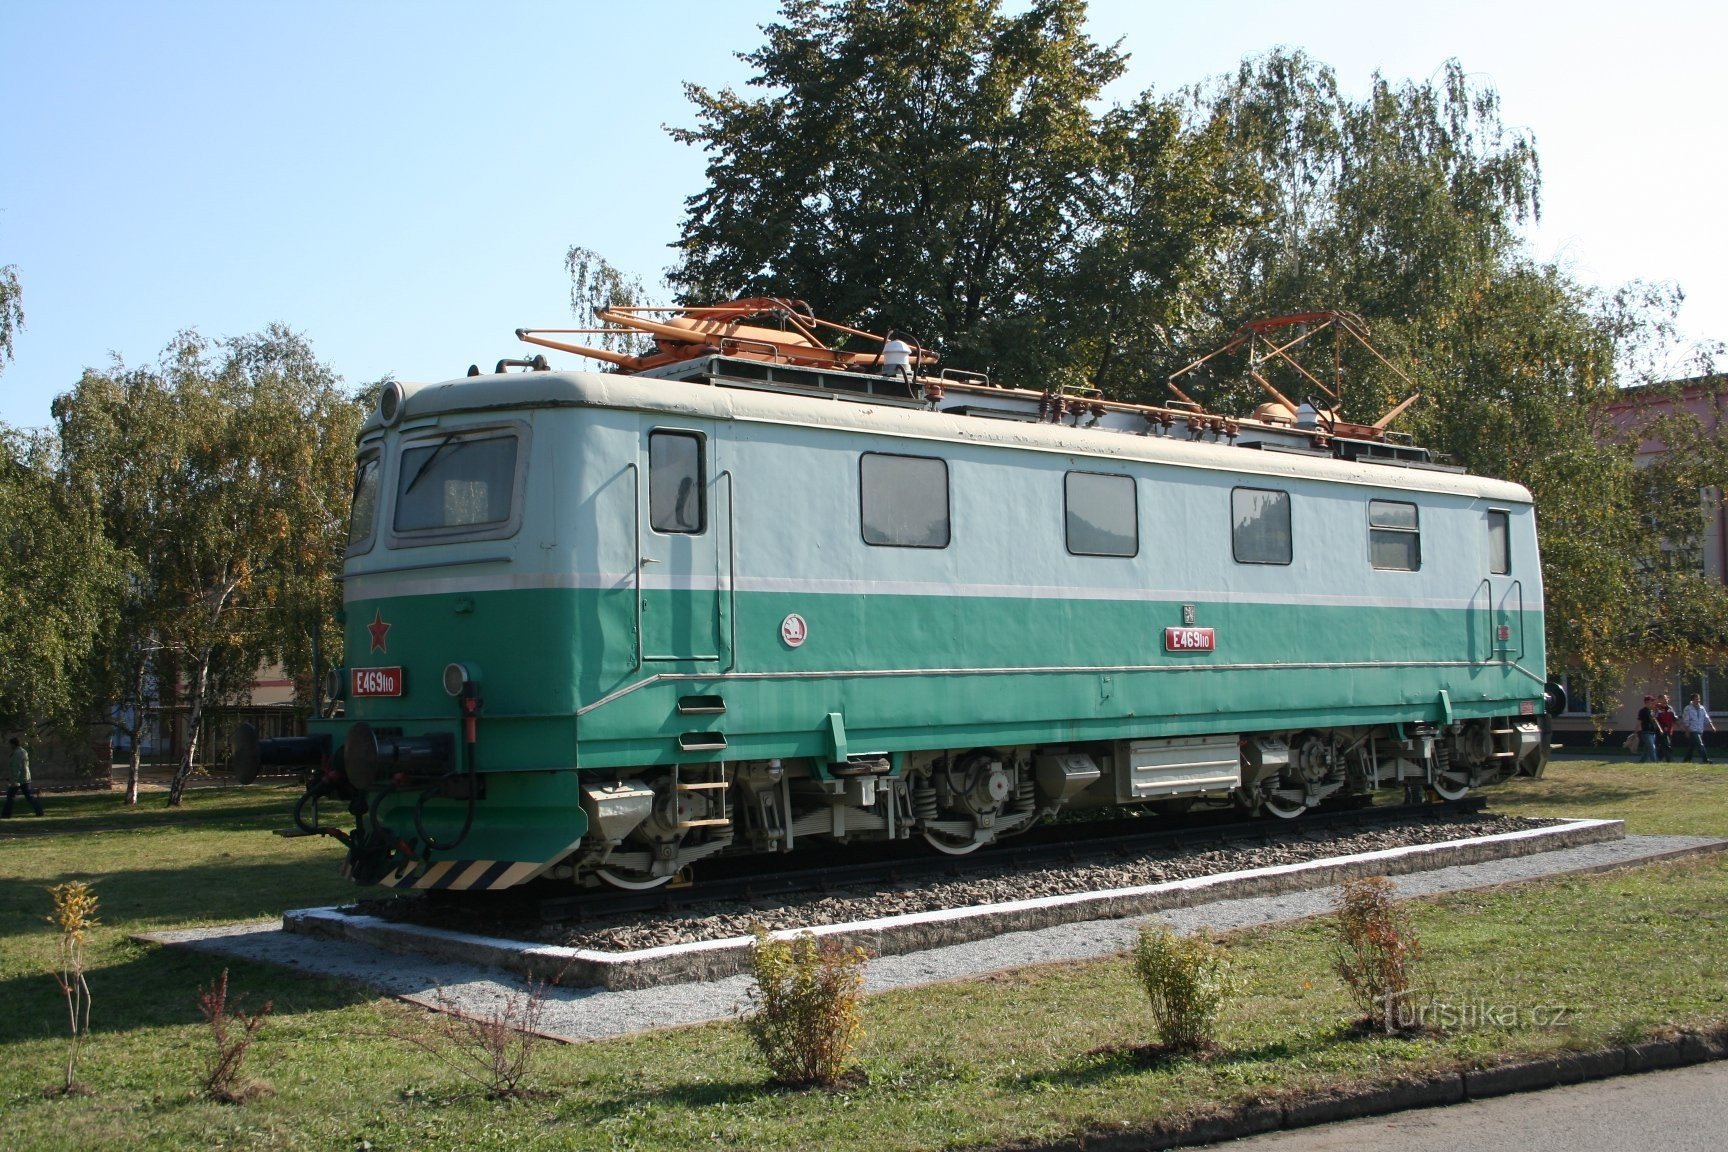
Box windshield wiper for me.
[350,456,375,507]
[402,433,463,496]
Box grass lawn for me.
[1494,750,1728,836]
[0,762,1723,1151]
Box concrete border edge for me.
[282,818,1641,990]
[1008,1021,1728,1152]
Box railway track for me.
[424,795,1490,926]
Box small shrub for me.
[1130,925,1239,1054]
[47,882,99,1095]
[197,968,273,1103]
[399,983,550,1100]
[1333,875,1423,1032]
[741,929,867,1087]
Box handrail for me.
[721,468,738,673]
[628,461,643,673]
[1473,577,1493,664]
[721,337,786,363]
[1509,578,1525,661]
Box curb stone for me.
[1282,1073,1465,1126]
[993,1028,1728,1152]
[1624,1038,1685,1073]
[1464,1048,1626,1097]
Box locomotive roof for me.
[370,369,1533,504]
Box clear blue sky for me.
[3,0,1722,428]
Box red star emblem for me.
[367,608,391,654]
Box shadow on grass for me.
[0,788,305,839]
[0,856,361,941]
[1502,780,1655,808]
[0,945,378,1043]
[1020,1024,1368,1090]
[3,856,359,925]
[560,1074,793,1118]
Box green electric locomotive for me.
[239,305,1556,892]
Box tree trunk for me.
[167,653,212,807]
[126,744,142,807]
[123,658,148,807]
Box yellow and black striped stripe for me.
[377,858,544,891]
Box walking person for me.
[1656,694,1679,762]
[1681,693,1715,763]
[4,736,44,817]
[1636,696,1661,763]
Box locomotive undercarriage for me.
[558,716,1547,889]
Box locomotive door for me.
[1471,507,1522,664]
[637,422,728,664]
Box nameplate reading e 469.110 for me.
[1164,627,1216,653]
[350,667,403,697]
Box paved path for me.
[147,832,1721,1042]
[1201,1060,1728,1151]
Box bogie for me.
[550,716,1536,886]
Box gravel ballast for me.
[362,811,1560,953]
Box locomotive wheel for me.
[1431,772,1472,802]
[922,825,986,855]
[1261,790,1309,819]
[595,866,676,891]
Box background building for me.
[1550,376,1727,743]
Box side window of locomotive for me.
[1487,509,1511,575]
[1232,487,1292,565]
[860,452,950,548]
[649,431,706,534]
[1065,471,1137,557]
[1368,499,1421,571]
[346,448,381,554]
[394,433,519,534]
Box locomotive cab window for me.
[1065,472,1137,557]
[392,428,523,543]
[346,447,382,555]
[1232,487,1292,565]
[1487,509,1511,574]
[1369,499,1420,571]
[861,452,949,548]
[649,430,706,534]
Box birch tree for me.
[52,326,360,805]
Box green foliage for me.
[1333,876,1422,1033]
[48,325,364,803]
[671,0,1205,387]
[566,245,652,359]
[0,263,21,372]
[742,929,867,1086]
[196,968,272,1103]
[1130,924,1238,1053]
[0,427,124,736]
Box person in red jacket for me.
[1655,694,1679,762]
